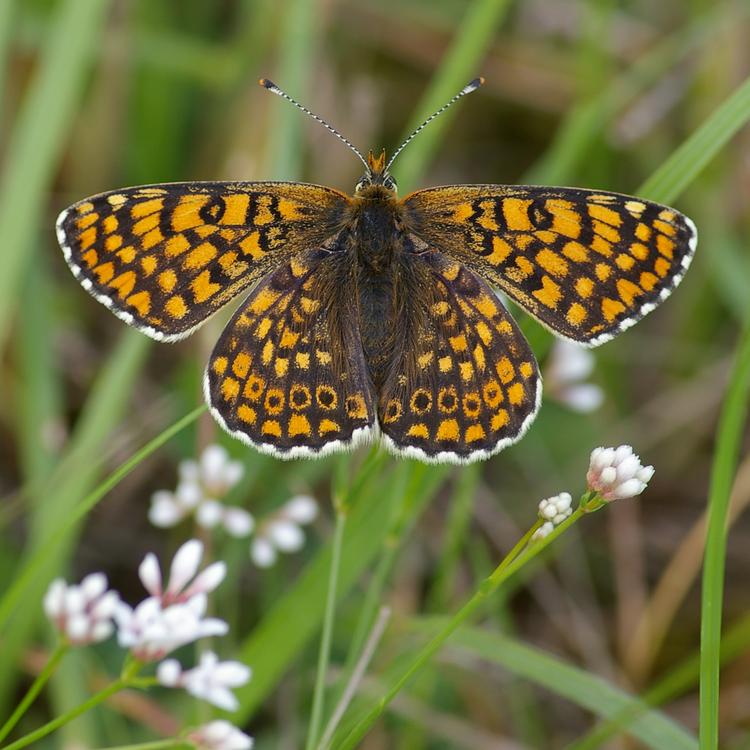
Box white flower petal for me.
[184,562,226,599]
[223,508,254,537]
[157,659,183,686]
[167,540,203,596]
[43,579,66,618]
[560,383,604,413]
[250,538,276,568]
[284,495,318,524]
[149,495,184,527]
[268,520,304,552]
[178,459,200,484]
[139,553,163,597]
[196,500,224,528]
[201,445,229,486]
[80,573,108,601]
[176,481,203,509]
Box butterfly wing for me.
[204,242,376,458]
[377,252,540,463]
[403,186,697,346]
[57,182,349,341]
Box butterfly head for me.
[355,149,398,195]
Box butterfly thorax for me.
[345,187,406,388]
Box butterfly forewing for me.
[57,182,349,341]
[404,186,696,346]
[378,252,540,463]
[204,244,377,459]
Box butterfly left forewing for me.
[57,182,349,341]
[204,243,377,458]
[378,252,540,463]
[403,186,696,346]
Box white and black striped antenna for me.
[385,77,485,173]
[259,78,369,171]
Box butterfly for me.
[56,78,696,464]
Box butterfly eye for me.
[355,177,371,194]
[384,175,398,192]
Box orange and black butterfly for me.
[57,78,696,464]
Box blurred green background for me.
[1,0,750,748]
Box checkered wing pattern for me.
[404,186,697,346]
[57,182,349,341]
[204,244,376,458]
[378,252,540,463]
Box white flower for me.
[139,539,226,606]
[538,491,573,525]
[114,594,228,662]
[531,521,555,542]
[249,495,318,568]
[587,445,655,501]
[545,341,604,413]
[188,720,254,750]
[148,444,252,537]
[283,495,318,524]
[157,651,251,711]
[43,573,119,646]
[250,538,277,568]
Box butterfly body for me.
[57,125,696,464]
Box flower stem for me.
[306,507,347,750]
[93,740,192,750]
[2,677,129,750]
[0,641,68,743]
[335,509,584,749]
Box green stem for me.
[2,677,129,750]
[698,322,750,750]
[335,512,581,749]
[94,740,192,750]
[306,508,347,750]
[0,405,206,633]
[0,642,68,743]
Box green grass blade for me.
[234,460,449,723]
[638,74,750,204]
[523,10,723,186]
[0,0,111,349]
[264,0,317,180]
[698,324,750,749]
[391,0,513,190]
[438,624,698,750]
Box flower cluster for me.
[545,341,604,413]
[532,492,573,541]
[586,445,655,502]
[43,573,119,646]
[250,494,318,568]
[149,445,252,537]
[149,445,319,568]
[43,540,253,744]
[189,721,254,750]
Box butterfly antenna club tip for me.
[257,77,368,169]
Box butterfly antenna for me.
[385,77,485,174]
[259,78,369,171]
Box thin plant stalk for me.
[335,514,575,748]
[306,508,347,750]
[698,322,750,749]
[0,643,68,743]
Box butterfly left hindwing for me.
[204,243,377,459]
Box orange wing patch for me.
[57,182,349,341]
[404,186,696,346]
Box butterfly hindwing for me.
[204,243,377,458]
[57,182,349,341]
[403,186,697,346]
[378,252,540,463]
